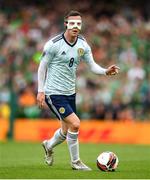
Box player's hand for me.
[37,92,45,108]
[106,65,120,76]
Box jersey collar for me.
[62,33,78,47]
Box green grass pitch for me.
[0,141,150,179]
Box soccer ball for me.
[97,151,119,172]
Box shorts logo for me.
[59,107,65,114]
[78,48,84,56]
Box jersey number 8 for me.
[69,58,74,67]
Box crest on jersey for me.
[78,48,84,56]
[59,107,65,114]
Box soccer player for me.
[37,10,120,171]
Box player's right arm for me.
[37,57,48,108]
[37,41,53,108]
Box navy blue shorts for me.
[45,94,76,120]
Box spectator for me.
[0,1,149,121]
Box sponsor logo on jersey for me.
[78,48,84,56]
[59,107,65,114]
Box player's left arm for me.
[83,45,120,76]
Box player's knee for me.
[70,120,80,131]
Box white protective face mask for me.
[66,19,82,30]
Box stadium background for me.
[0,0,150,143]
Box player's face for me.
[66,16,82,37]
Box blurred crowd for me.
[0,0,150,121]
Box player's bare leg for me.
[65,113,92,170]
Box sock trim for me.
[68,130,79,135]
[67,130,78,140]
[59,129,66,139]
